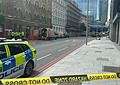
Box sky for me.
[75,0,110,22]
[75,0,99,20]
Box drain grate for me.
[103,66,120,73]
[95,51,102,53]
[105,47,114,49]
[96,57,109,61]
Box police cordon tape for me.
[1,73,120,85]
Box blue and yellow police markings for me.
[1,50,33,78]
[24,49,33,61]
[0,60,3,73]
[4,45,10,58]
[27,44,37,59]
[0,43,35,79]
[0,50,32,79]
[14,53,26,67]
[0,64,24,79]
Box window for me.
[8,44,24,56]
[20,44,30,52]
[0,45,7,59]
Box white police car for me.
[0,38,37,79]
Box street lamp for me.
[86,0,89,45]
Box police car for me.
[0,38,37,79]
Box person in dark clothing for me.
[97,32,101,40]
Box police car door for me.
[0,44,12,79]
[5,44,25,78]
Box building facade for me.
[1,0,52,39]
[66,0,82,37]
[110,0,120,45]
[52,0,67,36]
[0,0,5,37]
[99,0,108,25]
[77,0,99,22]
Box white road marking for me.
[37,53,52,61]
[58,47,68,52]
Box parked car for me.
[0,38,37,79]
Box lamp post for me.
[86,0,89,45]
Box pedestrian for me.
[98,32,101,40]
[96,32,101,40]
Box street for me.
[0,0,119,84]
[31,37,94,76]
[38,37,120,85]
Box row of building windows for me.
[52,16,66,26]
[52,0,66,32]
[5,0,51,21]
[24,0,51,10]
[52,1,66,13]
[67,11,80,19]
[53,25,65,33]
[52,7,66,15]
[52,10,66,19]
[56,0,66,7]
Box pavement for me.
[29,37,94,77]
[38,37,120,85]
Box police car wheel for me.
[24,61,34,76]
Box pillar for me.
[118,21,120,45]
[115,22,118,43]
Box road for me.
[31,37,94,76]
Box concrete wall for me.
[109,0,120,45]
[111,19,120,45]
